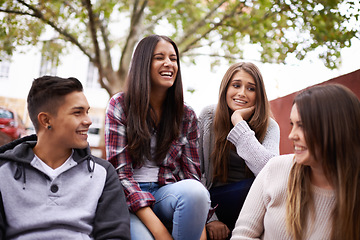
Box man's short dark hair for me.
[27,76,83,132]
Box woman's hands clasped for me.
[206,220,230,240]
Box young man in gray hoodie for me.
[0,76,130,240]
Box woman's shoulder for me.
[265,154,294,173]
[183,103,198,120]
[259,154,295,187]
[197,104,217,129]
[264,117,281,140]
[268,117,280,129]
[107,92,126,108]
[109,91,125,102]
[107,92,126,118]
[198,104,216,121]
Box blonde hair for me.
[286,163,314,239]
[286,84,360,240]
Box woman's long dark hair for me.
[212,62,270,182]
[124,35,184,167]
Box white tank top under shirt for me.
[133,134,160,183]
[32,150,76,180]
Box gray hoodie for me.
[0,135,130,240]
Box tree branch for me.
[143,0,186,33]
[183,52,277,64]
[178,0,227,44]
[81,0,111,90]
[99,17,113,69]
[0,8,31,15]
[179,1,243,54]
[180,2,243,54]
[118,0,148,80]
[14,0,93,60]
[81,1,101,66]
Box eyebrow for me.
[231,79,256,85]
[153,53,177,57]
[71,106,90,111]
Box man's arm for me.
[93,164,131,240]
[0,191,6,240]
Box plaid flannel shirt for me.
[105,92,201,213]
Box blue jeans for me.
[130,179,211,240]
[209,178,254,231]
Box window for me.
[0,108,14,119]
[39,41,59,76]
[0,60,10,80]
[87,115,102,147]
[86,61,101,88]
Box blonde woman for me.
[231,84,360,239]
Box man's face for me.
[50,91,92,150]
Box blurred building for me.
[0,45,109,157]
[270,69,360,155]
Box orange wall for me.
[270,69,360,155]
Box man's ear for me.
[37,112,51,130]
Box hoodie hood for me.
[0,134,96,189]
[0,134,93,164]
[0,134,37,164]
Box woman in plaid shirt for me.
[105,35,210,240]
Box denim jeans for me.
[209,178,255,231]
[130,179,210,240]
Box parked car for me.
[0,107,27,141]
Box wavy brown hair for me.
[124,35,184,167]
[212,62,270,182]
[286,84,360,240]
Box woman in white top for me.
[231,84,360,240]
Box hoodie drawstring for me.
[14,163,26,190]
[87,157,95,178]
[13,156,95,186]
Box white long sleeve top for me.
[231,154,335,240]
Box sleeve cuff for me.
[227,120,254,144]
[128,191,156,213]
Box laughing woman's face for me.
[150,40,178,93]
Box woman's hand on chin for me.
[231,105,255,125]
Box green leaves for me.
[0,0,358,93]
